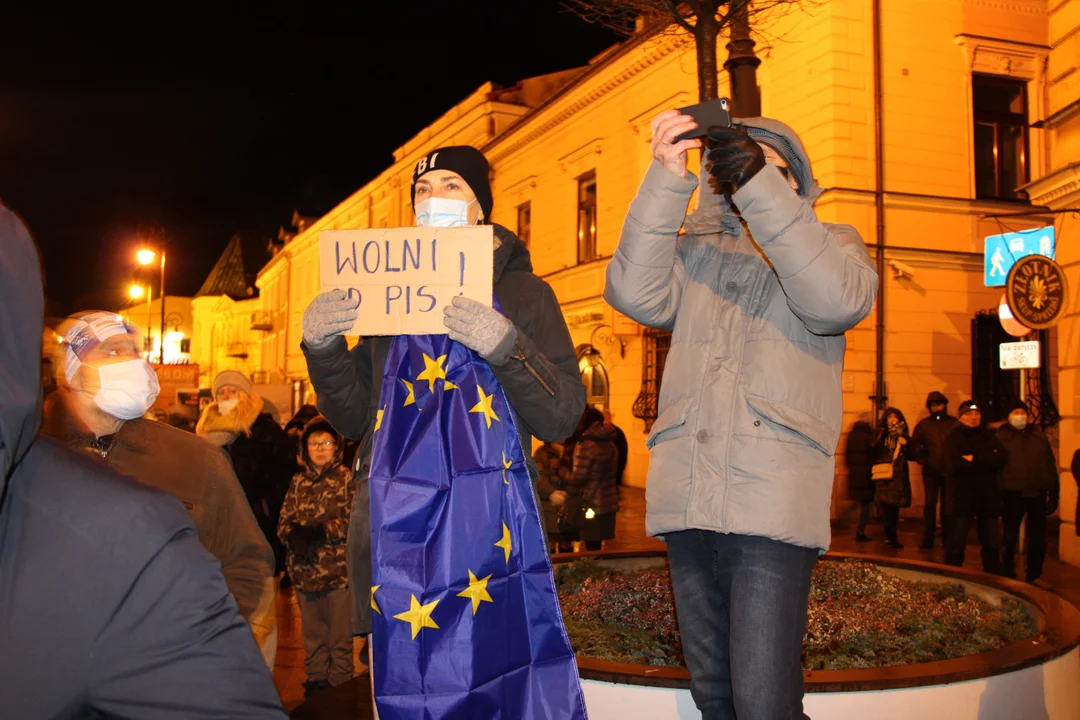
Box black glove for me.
[286,525,327,561]
[1047,492,1059,516]
[705,126,766,194]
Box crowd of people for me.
[2,98,1070,720]
[846,391,1062,589]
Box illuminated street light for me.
[134,245,166,363]
[128,284,144,299]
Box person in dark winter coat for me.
[603,408,630,484]
[198,370,297,579]
[533,440,565,548]
[40,313,277,667]
[845,416,876,541]
[565,406,621,551]
[300,145,586,636]
[0,203,286,718]
[278,416,358,696]
[1073,449,1080,538]
[996,399,1059,586]
[872,408,912,549]
[285,404,321,451]
[910,390,957,549]
[944,400,1008,573]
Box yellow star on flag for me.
[402,379,416,407]
[502,452,512,485]
[417,353,457,390]
[371,585,382,616]
[456,569,494,616]
[393,594,440,640]
[470,385,500,429]
[495,521,512,564]
[374,406,386,432]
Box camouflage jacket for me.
[277,463,356,592]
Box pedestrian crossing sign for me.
[984,226,1055,287]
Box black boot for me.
[855,532,872,542]
[884,528,903,549]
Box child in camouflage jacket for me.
[278,416,357,695]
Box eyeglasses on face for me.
[307,440,336,449]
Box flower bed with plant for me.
[556,559,1035,670]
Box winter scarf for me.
[197,390,264,447]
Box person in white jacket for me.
[605,110,878,719]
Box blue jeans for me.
[665,530,817,720]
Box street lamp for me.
[137,247,166,364]
[128,283,153,359]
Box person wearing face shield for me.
[300,145,585,643]
[0,204,285,717]
[40,313,279,668]
[995,399,1059,588]
[604,111,878,719]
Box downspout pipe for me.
[872,0,887,421]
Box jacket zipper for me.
[510,351,555,397]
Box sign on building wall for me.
[319,227,494,336]
[151,363,200,418]
[1005,255,1069,330]
[999,340,1040,370]
[983,225,1055,287]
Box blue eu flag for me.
[367,330,587,719]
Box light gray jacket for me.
[604,118,878,551]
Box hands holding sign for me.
[306,226,516,361]
[303,289,519,365]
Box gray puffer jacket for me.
[604,118,878,552]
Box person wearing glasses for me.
[278,416,359,698]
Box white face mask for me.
[415,197,477,227]
[218,398,240,414]
[1009,415,1029,430]
[92,359,160,420]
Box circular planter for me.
[557,550,1080,720]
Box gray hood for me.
[0,204,43,506]
[683,116,823,236]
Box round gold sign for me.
[1005,255,1070,330]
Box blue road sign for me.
[984,226,1055,287]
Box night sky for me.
[2,2,618,312]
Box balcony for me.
[226,342,248,359]
[251,311,273,331]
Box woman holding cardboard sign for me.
[301,145,588,717]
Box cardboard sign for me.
[320,226,494,336]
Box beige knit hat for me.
[213,369,252,396]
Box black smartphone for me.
[672,97,732,143]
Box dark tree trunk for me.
[724,0,761,115]
[695,12,719,102]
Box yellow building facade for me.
[1024,0,1080,563]
[231,0,1067,526]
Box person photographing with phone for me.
[605,106,878,718]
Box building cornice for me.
[484,31,683,165]
[1022,162,1080,206]
[962,0,1049,16]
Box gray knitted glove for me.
[302,289,359,348]
[443,296,518,365]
